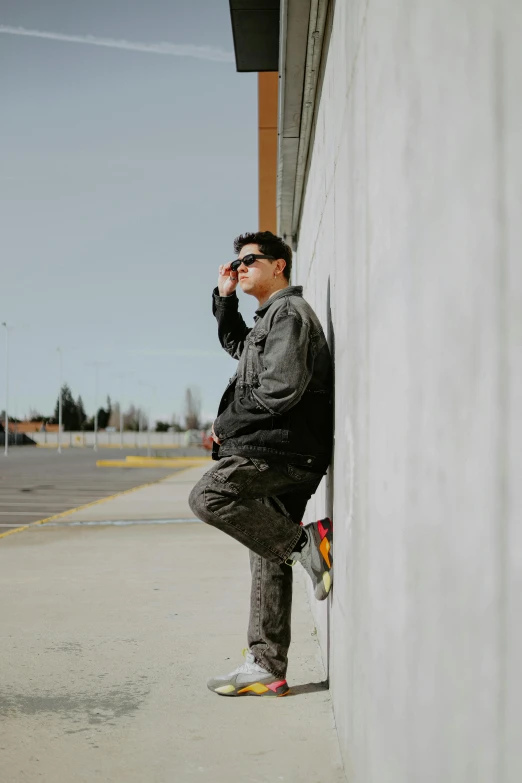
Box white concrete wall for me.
[28,431,187,448]
[297,1,521,780]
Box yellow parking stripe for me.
[97,457,211,468]
[0,471,178,542]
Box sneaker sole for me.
[209,680,290,697]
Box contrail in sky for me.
[0,24,234,62]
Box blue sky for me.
[1,0,258,424]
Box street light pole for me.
[113,370,134,449]
[120,374,124,449]
[138,379,156,457]
[2,323,8,456]
[94,363,99,452]
[85,360,108,452]
[57,347,63,454]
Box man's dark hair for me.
[234,231,293,281]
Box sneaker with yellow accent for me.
[290,517,333,601]
[207,650,289,697]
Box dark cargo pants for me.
[188,455,323,678]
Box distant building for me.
[8,421,60,433]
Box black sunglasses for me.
[230,253,275,272]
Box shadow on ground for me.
[287,680,329,697]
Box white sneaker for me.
[289,518,333,600]
[207,649,290,697]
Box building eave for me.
[229,1,281,72]
[277,0,329,246]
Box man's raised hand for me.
[218,263,238,297]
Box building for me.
[229,2,521,780]
[6,421,59,434]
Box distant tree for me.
[108,402,120,430]
[170,413,183,432]
[0,414,21,427]
[155,421,170,432]
[76,396,87,429]
[184,386,201,430]
[124,405,148,431]
[28,408,44,422]
[137,407,149,431]
[97,395,112,430]
[124,404,137,430]
[54,384,81,430]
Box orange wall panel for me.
[258,72,278,233]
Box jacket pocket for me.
[245,328,268,382]
[251,329,267,345]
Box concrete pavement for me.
[60,464,210,524]
[0,448,178,529]
[0,463,346,782]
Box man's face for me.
[236,243,278,297]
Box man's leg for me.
[190,458,332,696]
[189,456,321,564]
[247,490,312,678]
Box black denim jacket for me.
[212,285,333,472]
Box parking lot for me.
[0,457,343,783]
[0,447,192,529]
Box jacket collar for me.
[255,285,303,318]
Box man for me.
[189,231,333,698]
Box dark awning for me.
[229,1,280,72]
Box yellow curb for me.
[96,460,140,467]
[125,455,211,465]
[97,457,211,468]
[125,457,211,468]
[0,471,178,542]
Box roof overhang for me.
[229,1,281,72]
[277,0,329,246]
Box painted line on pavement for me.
[44,517,201,527]
[96,456,211,468]
[0,471,180,542]
[0,511,59,515]
[36,443,184,449]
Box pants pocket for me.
[287,463,322,483]
[250,458,270,473]
[209,456,262,495]
[209,456,244,484]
